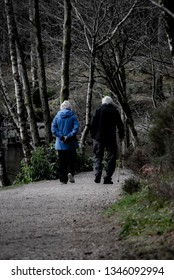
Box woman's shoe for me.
[94,174,101,183]
[68,173,75,183]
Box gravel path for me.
[0,169,132,260]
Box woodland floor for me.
[0,170,174,260]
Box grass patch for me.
[104,186,174,238]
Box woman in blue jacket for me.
[51,100,79,184]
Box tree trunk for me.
[29,0,40,106]
[0,114,10,187]
[151,49,157,108]
[0,63,19,128]
[4,0,31,164]
[80,49,96,148]
[161,0,174,64]
[13,15,40,148]
[116,97,139,147]
[16,44,40,148]
[98,47,139,146]
[0,132,10,187]
[73,0,138,149]
[4,0,40,149]
[150,21,166,108]
[60,0,72,103]
[33,0,52,144]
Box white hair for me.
[60,100,72,110]
[102,96,113,105]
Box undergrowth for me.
[104,179,174,239]
[16,144,93,184]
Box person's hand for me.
[60,136,68,143]
[63,136,68,143]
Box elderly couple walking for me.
[51,96,124,184]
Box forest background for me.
[0,0,174,174]
[1,0,174,193]
[1,0,174,256]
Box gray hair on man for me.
[102,96,114,105]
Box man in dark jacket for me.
[51,100,79,184]
[90,96,124,184]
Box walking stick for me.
[117,137,123,182]
[117,159,120,182]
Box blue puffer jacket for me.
[51,108,79,150]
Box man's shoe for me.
[60,181,67,184]
[68,173,75,183]
[103,178,113,184]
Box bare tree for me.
[15,26,40,148]
[3,0,40,149]
[0,63,19,128]
[149,0,174,64]
[29,0,39,103]
[60,0,72,103]
[97,41,139,146]
[160,0,174,65]
[4,0,31,164]
[33,0,52,144]
[73,0,138,148]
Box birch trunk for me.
[80,49,95,148]
[4,0,31,164]
[0,63,19,128]
[4,0,40,149]
[15,43,40,148]
[11,0,40,148]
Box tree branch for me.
[72,1,92,51]
[96,0,138,50]
[149,0,174,19]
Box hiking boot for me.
[68,173,75,183]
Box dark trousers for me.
[93,140,116,180]
[58,150,77,183]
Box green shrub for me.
[122,177,142,194]
[16,144,58,184]
[30,145,58,181]
[76,150,93,172]
[16,159,32,184]
[16,144,93,184]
